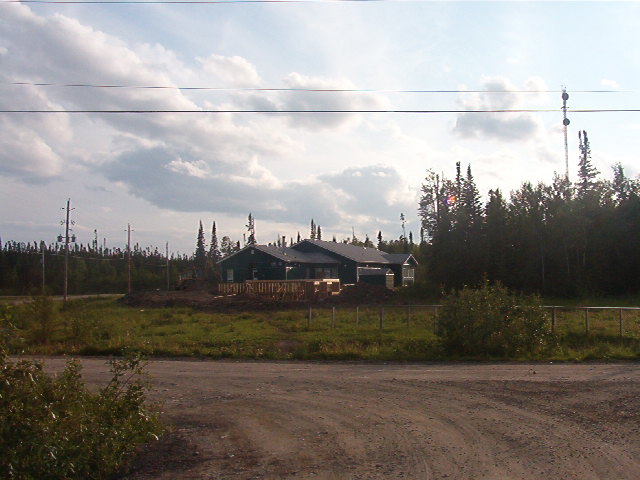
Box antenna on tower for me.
[562,87,570,180]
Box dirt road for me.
[40,358,639,479]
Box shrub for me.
[438,281,551,357]
[0,349,163,480]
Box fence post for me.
[551,307,557,333]
[585,308,589,335]
[379,306,384,330]
[332,306,336,329]
[307,305,312,328]
[355,306,359,327]
[619,308,624,338]
[406,305,411,327]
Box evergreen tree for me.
[246,213,256,245]
[208,221,221,262]
[364,235,375,248]
[377,230,383,249]
[194,221,206,276]
[316,225,322,240]
[310,219,316,240]
[483,189,509,283]
[220,236,234,256]
[577,130,598,197]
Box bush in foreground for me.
[0,309,163,480]
[438,282,552,357]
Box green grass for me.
[4,297,640,361]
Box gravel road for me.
[40,358,640,479]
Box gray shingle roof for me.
[294,239,390,263]
[254,245,338,264]
[218,240,418,266]
[293,239,418,265]
[381,253,416,265]
[358,267,393,276]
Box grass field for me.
[3,296,640,361]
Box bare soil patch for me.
[120,283,398,312]
[40,359,640,480]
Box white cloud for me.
[601,78,620,89]
[197,54,262,87]
[454,76,544,142]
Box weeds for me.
[5,294,640,361]
[438,282,552,357]
[0,311,163,479]
[0,351,163,479]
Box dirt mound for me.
[332,282,397,304]
[120,290,301,312]
[120,282,398,312]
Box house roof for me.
[358,267,393,276]
[218,239,418,266]
[255,245,338,264]
[217,244,338,264]
[293,239,418,265]
[381,253,417,265]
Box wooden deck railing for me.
[215,279,341,301]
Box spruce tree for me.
[310,219,316,240]
[577,130,598,197]
[208,221,220,262]
[246,213,256,245]
[195,221,206,276]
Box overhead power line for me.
[3,0,452,4]
[2,108,640,114]
[7,82,626,94]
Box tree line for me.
[0,240,192,295]
[4,130,638,298]
[418,132,640,297]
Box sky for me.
[1,0,640,255]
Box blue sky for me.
[1,1,640,254]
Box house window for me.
[402,266,415,286]
[226,269,234,282]
[403,266,415,279]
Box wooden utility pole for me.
[59,198,75,303]
[166,241,170,291]
[41,241,46,294]
[127,223,132,295]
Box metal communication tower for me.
[562,87,570,180]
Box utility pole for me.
[40,241,46,294]
[126,223,132,295]
[166,241,170,291]
[58,198,76,303]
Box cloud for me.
[601,78,620,89]
[453,76,543,142]
[0,4,302,182]
[0,82,71,180]
[101,146,411,231]
[0,3,411,241]
[240,72,390,131]
[197,54,262,87]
